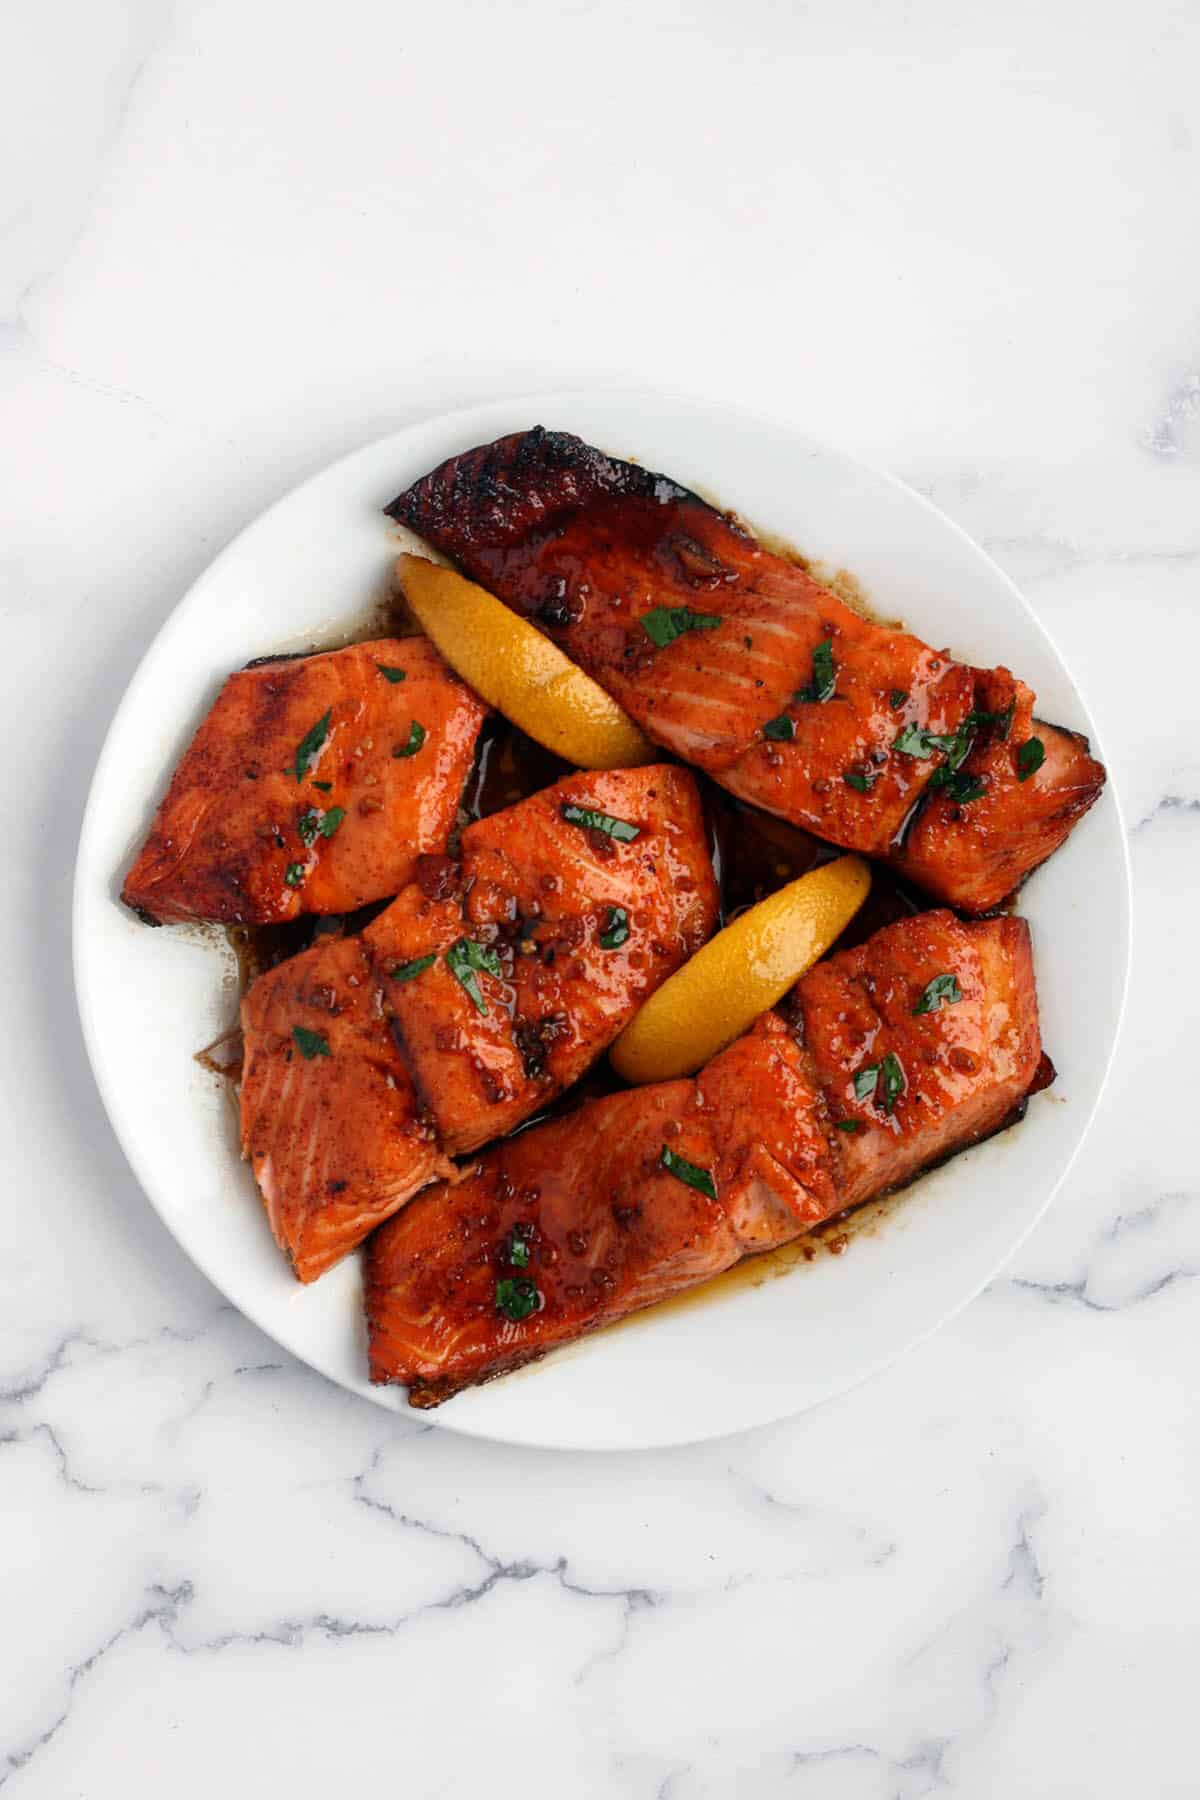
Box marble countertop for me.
[4,0,1198,1792]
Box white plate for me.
[73,391,1131,1451]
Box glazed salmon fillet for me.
[365,1013,840,1406]
[239,764,718,1279]
[388,429,1105,905]
[367,765,716,1151]
[366,911,1042,1405]
[790,909,1042,1209]
[239,935,455,1282]
[123,638,486,925]
[892,668,1106,913]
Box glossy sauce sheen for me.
[238,764,718,1280]
[366,914,1043,1404]
[388,428,1106,911]
[365,1013,839,1406]
[124,638,486,925]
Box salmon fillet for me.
[891,667,1105,913]
[366,911,1042,1404]
[790,909,1041,1208]
[239,934,455,1282]
[387,428,1105,903]
[364,1013,840,1406]
[123,638,486,924]
[368,764,717,1152]
[239,764,718,1279]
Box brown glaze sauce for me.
[210,542,1046,1311]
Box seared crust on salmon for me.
[239,765,718,1279]
[388,428,1105,905]
[123,637,486,925]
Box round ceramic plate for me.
[73,391,1130,1451]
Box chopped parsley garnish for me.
[659,1145,717,1199]
[939,772,987,805]
[495,1277,540,1321]
[292,1025,330,1060]
[312,780,333,793]
[889,689,909,710]
[843,769,877,793]
[1017,737,1045,781]
[561,803,640,842]
[834,1118,862,1133]
[795,637,837,703]
[641,605,723,648]
[298,804,345,845]
[393,721,426,758]
[892,721,957,760]
[445,937,503,1014]
[283,861,307,887]
[377,665,407,683]
[853,1064,880,1103]
[853,1053,905,1111]
[506,1226,531,1270]
[763,713,796,741]
[293,710,331,781]
[913,973,962,1015]
[599,905,630,949]
[390,953,436,984]
[879,1051,906,1112]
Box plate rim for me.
[72,385,1133,1451]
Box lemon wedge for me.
[609,856,871,1084]
[397,554,655,769]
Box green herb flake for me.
[641,605,723,648]
[495,1276,541,1322]
[389,953,437,984]
[834,1118,862,1133]
[940,772,987,805]
[507,1226,531,1270]
[892,721,957,760]
[659,1145,717,1200]
[561,803,640,843]
[393,720,426,759]
[889,689,909,710]
[1017,737,1045,782]
[293,710,331,782]
[913,972,962,1015]
[292,1025,330,1060]
[445,937,503,1015]
[377,665,407,683]
[599,905,630,949]
[312,780,333,793]
[843,769,877,793]
[762,713,796,742]
[879,1051,906,1113]
[284,861,307,888]
[795,637,837,703]
[318,805,345,838]
[853,1063,880,1103]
